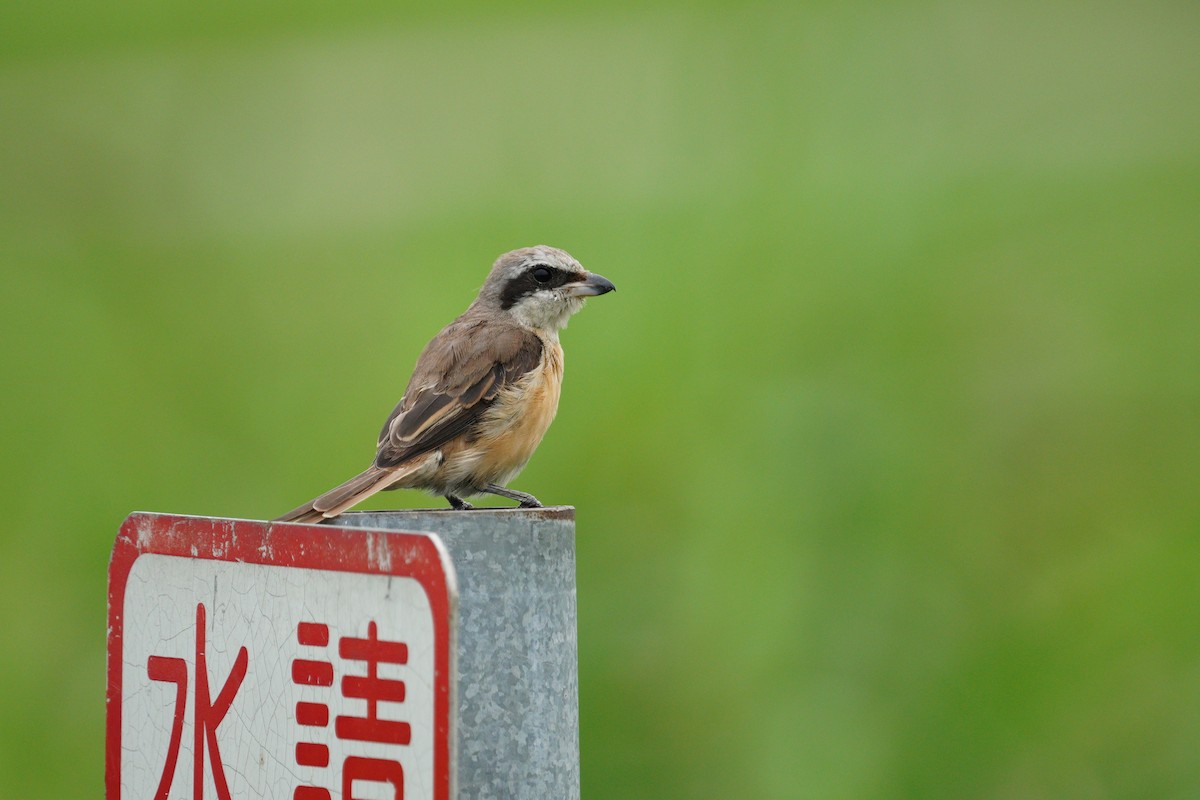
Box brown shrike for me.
[277,246,615,523]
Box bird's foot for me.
[483,483,543,508]
[446,494,474,510]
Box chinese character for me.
[147,602,248,800]
[292,620,410,800]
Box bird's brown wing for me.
[374,317,543,469]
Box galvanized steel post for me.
[333,507,579,800]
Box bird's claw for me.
[446,495,474,510]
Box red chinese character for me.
[147,602,249,800]
[292,620,411,800]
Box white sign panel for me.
[107,513,456,800]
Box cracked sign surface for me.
[107,513,455,800]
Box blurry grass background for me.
[2,1,1198,797]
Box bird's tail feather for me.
[275,462,418,524]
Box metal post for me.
[332,507,579,800]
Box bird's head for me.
[475,245,616,333]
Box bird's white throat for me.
[510,291,585,334]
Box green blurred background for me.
[2,1,1198,797]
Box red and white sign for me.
[106,513,456,800]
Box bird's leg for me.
[482,484,543,508]
[445,494,474,510]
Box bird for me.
[276,245,616,523]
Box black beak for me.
[568,272,616,297]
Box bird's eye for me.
[531,266,553,284]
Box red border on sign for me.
[106,512,455,800]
